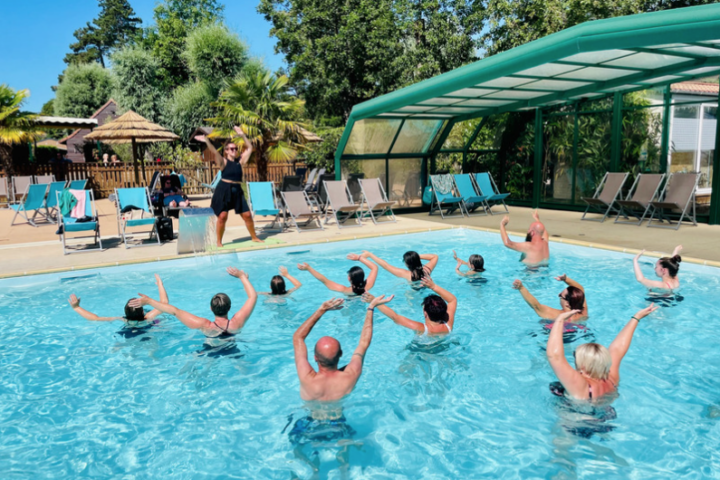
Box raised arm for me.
[362,292,424,333]
[297,262,348,293]
[500,216,531,253]
[421,275,458,329]
[227,267,258,330]
[132,294,214,330]
[233,126,254,166]
[362,251,410,280]
[68,294,121,322]
[672,245,683,257]
[608,304,658,382]
[293,298,344,380]
[348,253,379,290]
[196,134,225,170]
[279,266,302,293]
[146,274,169,320]
[345,295,393,378]
[512,280,557,319]
[633,250,665,289]
[547,309,587,399]
[555,274,587,312]
[532,210,549,241]
[420,253,439,273]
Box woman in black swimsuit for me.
[198,126,262,246]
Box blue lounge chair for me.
[453,174,488,216]
[115,187,161,248]
[57,189,102,255]
[247,181,284,230]
[42,181,69,223]
[201,171,222,194]
[10,183,49,227]
[69,179,88,190]
[473,172,510,214]
[429,174,464,219]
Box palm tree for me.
[209,71,311,181]
[0,84,41,174]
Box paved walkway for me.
[1,198,718,278]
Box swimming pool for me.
[1,229,719,478]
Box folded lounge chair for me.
[473,173,510,214]
[303,168,318,191]
[323,180,362,228]
[429,174,464,219]
[280,190,324,232]
[359,178,396,224]
[314,173,336,210]
[115,187,161,248]
[281,175,304,192]
[453,174,488,216]
[201,171,222,194]
[247,181,285,231]
[12,176,33,204]
[305,168,326,193]
[57,189,102,255]
[580,172,628,222]
[10,183,49,227]
[614,173,665,225]
[647,172,700,230]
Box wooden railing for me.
[2,162,308,198]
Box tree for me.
[65,0,141,67]
[111,46,164,122]
[163,81,216,142]
[184,24,249,91]
[40,99,55,116]
[54,63,114,118]
[210,72,311,181]
[0,85,41,174]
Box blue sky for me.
[0,0,284,113]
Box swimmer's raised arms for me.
[499,210,550,265]
[259,266,302,296]
[362,250,438,282]
[633,245,683,291]
[512,275,587,322]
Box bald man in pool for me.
[500,210,550,266]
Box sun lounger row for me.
[428,173,510,219]
[581,171,700,229]
[9,179,88,227]
[1,175,88,206]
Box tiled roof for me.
[671,82,719,96]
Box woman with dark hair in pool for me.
[362,250,438,282]
[297,252,378,296]
[512,274,588,323]
[259,266,302,296]
[547,304,658,401]
[633,245,682,291]
[362,274,457,335]
[453,249,485,277]
[68,274,169,324]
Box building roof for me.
[35,116,98,129]
[60,99,117,144]
[37,139,67,150]
[671,81,719,95]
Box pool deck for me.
[1,198,719,278]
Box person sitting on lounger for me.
[513,274,588,323]
[68,274,168,324]
[500,210,550,266]
[633,245,682,292]
[362,274,457,336]
[547,304,658,401]
[297,253,378,295]
[130,267,257,338]
[453,249,485,277]
[259,266,302,296]
[362,250,438,283]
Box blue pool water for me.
[2,229,720,478]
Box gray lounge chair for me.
[11,176,33,204]
[323,180,362,228]
[580,172,628,222]
[0,177,10,207]
[359,178,396,224]
[35,174,55,184]
[281,190,324,232]
[614,173,665,225]
[647,172,700,230]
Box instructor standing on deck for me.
[197,126,262,246]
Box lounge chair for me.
[453,174,488,216]
[429,174,464,219]
[280,190,324,232]
[347,173,365,203]
[10,183,49,227]
[302,168,318,191]
[68,179,88,190]
[647,172,700,230]
[115,187,161,248]
[614,173,665,225]
[247,181,285,231]
[323,180,363,228]
[42,181,70,223]
[314,173,336,210]
[473,172,510,214]
[11,176,33,204]
[305,168,326,193]
[359,178,396,224]
[57,189,102,255]
[295,167,308,179]
[35,174,55,184]
[580,172,628,222]
[281,175,304,192]
[201,171,221,194]
[0,177,9,207]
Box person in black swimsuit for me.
[197,126,262,246]
[130,267,258,338]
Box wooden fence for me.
[2,162,308,198]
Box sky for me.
[0,0,284,113]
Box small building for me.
[60,99,118,163]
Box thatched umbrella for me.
[85,110,179,184]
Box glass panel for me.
[603,52,689,69]
[699,105,716,190]
[418,97,461,106]
[390,120,443,154]
[343,119,401,155]
[455,99,514,107]
[395,106,433,113]
[504,116,535,202]
[469,113,507,151]
[562,50,635,64]
[441,119,484,150]
[476,77,535,88]
[575,111,612,201]
[542,114,575,203]
[485,90,548,100]
[638,75,684,85]
[558,67,640,81]
[681,67,720,76]
[434,152,463,173]
[666,46,720,57]
[519,79,592,91]
[669,104,699,176]
[579,96,613,111]
[428,107,483,114]
[621,93,665,182]
[516,63,581,77]
[388,158,423,207]
[447,87,495,98]
[341,158,386,192]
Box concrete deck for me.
[1,198,719,278]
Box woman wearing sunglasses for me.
[512,273,588,323]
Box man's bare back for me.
[500,211,550,265]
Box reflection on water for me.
[550,382,618,439]
[646,291,684,307]
[196,337,243,358]
[529,320,596,346]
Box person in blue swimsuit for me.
[130,267,257,338]
[197,126,262,246]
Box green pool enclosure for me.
[334,3,720,224]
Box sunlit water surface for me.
[1,229,720,479]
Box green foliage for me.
[147,142,202,167]
[111,46,164,122]
[40,99,55,116]
[184,24,249,90]
[0,85,41,173]
[302,127,343,170]
[54,63,114,118]
[163,81,216,142]
[65,0,141,67]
